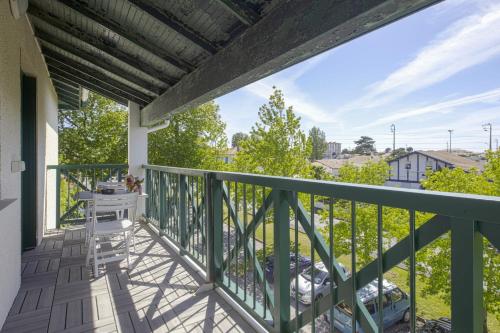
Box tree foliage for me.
[58,92,128,164]
[231,132,249,149]
[336,160,390,185]
[309,126,328,161]
[148,101,228,170]
[353,136,376,155]
[232,87,311,177]
[389,147,408,159]
[320,161,395,266]
[421,152,500,322]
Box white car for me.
[291,262,348,305]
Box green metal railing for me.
[47,164,128,228]
[144,164,499,333]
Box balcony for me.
[4,163,497,333]
[2,223,251,333]
[1,1,498,332]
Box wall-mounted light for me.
[81,88,89,103]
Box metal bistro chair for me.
[86,192,138,277]
[84,181,127,245]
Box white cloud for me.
[342,2,500,111]
[356,87,500,129]
[243,54,340,125]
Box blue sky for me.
[216,0,500,152]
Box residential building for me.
[386,150,482,189]
[313,155,383,176]
[221,147,238,164]
[323,141,342,159]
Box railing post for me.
[179,174,188,250]
[145,168,150,219]
[273,189,291,332]
[55,168,61,229]
[159,171,166,232]
[210,174,224,284]
[451,218,484,333]
[205,173,214,283]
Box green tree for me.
[353,136,376,155]
[58,92,128,164]
[320,161,393,266]
[421,153,500,326]
[232,87,311,177]
[309,126,328,161]
[389,147,408,159]
[336,160,390,185]
[231,132,249,150]
[148,101,228,170]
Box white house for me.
[386,150,482,189]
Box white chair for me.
[84,182,127,245]
[86,192,138,277]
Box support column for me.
[128,101,148,216]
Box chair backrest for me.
[96,181,127,191]
[91,193,138,230]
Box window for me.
[382,294,391,308]
[365,300,376,314]
[390,288,404,303]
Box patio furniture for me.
[85,192,138,277]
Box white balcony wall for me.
[0,1,58,327]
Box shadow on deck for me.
[1,223,252,332]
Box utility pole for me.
[496,138,499,151]
[390,124,396,151]
[482,123,492,151]
[448,129,453,152]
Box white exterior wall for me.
[128,101,147,178]
[387,153,448,188]
[0,2,58,327]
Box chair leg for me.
[86,236,92,266]
[126,232,131,269]
[132,227,136,253]
[93,237,99,278]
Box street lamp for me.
[390,124,396,151]
[448,129,453,152]
[482,123,492,151]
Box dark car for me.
[264,253,312,283]
[421,318,451,333]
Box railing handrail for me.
[143,164,500,223]
[143,164,208,176]
[48,163,129,170]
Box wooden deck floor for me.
[1,223,253,333]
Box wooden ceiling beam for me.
[141,0,442,126]
[54,84,80,98]
[36,29,164,96]
[214,0,260,26]
[28,3,177,86]
[128,0,218,54]
[57,0,194,73]
[56,89,80,105]
[49,68,133,107]
[43,47,153,104]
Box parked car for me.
[324,279,410,333]
[264,253,312,283]
[291,262,348,305]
